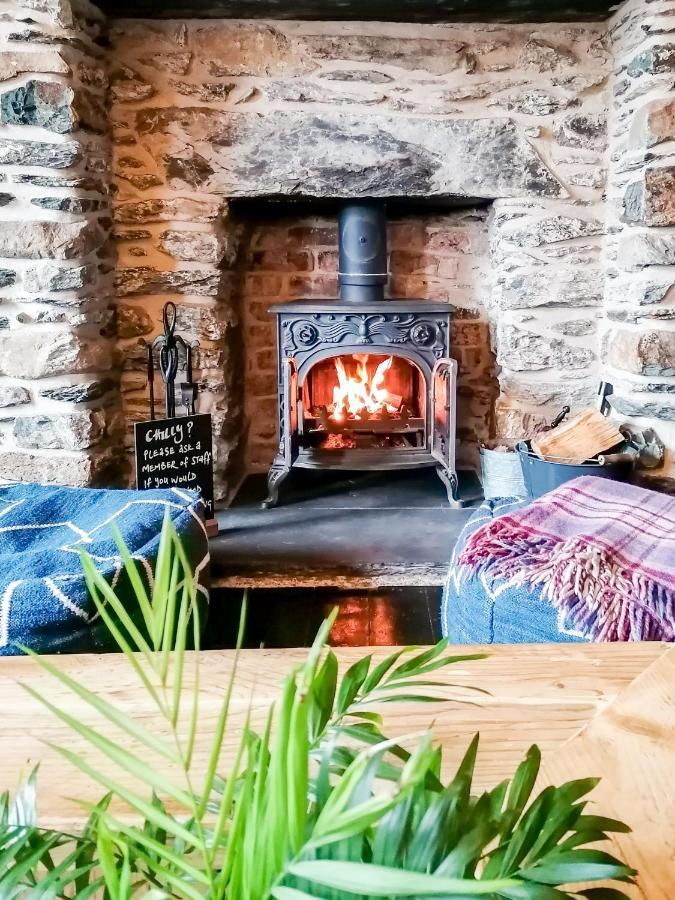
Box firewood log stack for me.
[531,409,624,466]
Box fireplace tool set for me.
[146,302,200,421]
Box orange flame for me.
[330,355,398,422]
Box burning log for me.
[382,390,403,410]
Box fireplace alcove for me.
[228,197,494,510]
[228,200,464,508]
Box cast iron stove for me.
[263,203,459,508]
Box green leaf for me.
[310,649,338,740]
[96,822,120,896]
[21,684,194,810]
[520,850,636,885]
[98,813,209,888]
[288,860,519,895]
[575,816,631,835]
[152,508,175,649]
[389,643,449,679]
[337,655,373,714]
[354,693,453,706]
[272,888,323,900]
[497,886,570,899]
[48,744,201,850]
[79,551,155,661]
[197,590,247,818]
[111,521,154,639]
[502,745,541,837]
[362,648,408,692]
[302,607,339,691]
[3,527,635,900]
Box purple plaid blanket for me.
[458,476,675,642]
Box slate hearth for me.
[211,468,482,588]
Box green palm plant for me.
[0,513,635,899]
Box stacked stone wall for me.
[0,0,117,485]
[109,18,611,493]
[603,0,675,475]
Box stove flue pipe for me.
[338,202,388,303]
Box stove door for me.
[431,357,457,473]
[280,356,299,468]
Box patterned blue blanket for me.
[0,484,209,656]
[441,498,585,644]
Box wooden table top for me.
[1,642,673,897]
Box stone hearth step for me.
[211,469,482,589]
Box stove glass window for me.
[302,353,426,450]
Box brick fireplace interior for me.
[0,0,673,504]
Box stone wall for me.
[0,0,117,485]
[603,0,675,475]
[109,18,611,495]
[0,3,672,493]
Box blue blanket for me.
[0,484,209,656]
[441,498,585,644]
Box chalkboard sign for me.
[135,413,215,520]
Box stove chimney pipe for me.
[338,202,388,303]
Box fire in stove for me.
[330,354,400,423]
[304,352,424,451]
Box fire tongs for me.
[146,302,199,420]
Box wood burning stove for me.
[263,203,459,508]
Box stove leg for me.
[436,465,462,508]
[262,463,291,509]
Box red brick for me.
[288,224,338,245]
[255,348,276,369]
[288,250,314,271]
[248,444,276,468]
[248,418,278,442]
[437,257,461,279]
[453,322,487,347]
[456,347,490,370]
[389,275,450,301]
[251,228,291,251]
[246,371,276,395]
[245,273,284,295]
[245,300,271,324]
[388,221,427,251]
[248,323,275,343]
[250,250,313,272]
[390,251,440,276]
[426,230,471,254]
[315,249,339,271]
[452,307,481,320]
[288,274,336,298]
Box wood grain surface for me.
[541,646,675,899]
[0,642,672,895]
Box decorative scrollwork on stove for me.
[295,323,319,346]
[284,313,446,356]
[410,322,437,347]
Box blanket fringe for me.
[459,517,675,642]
